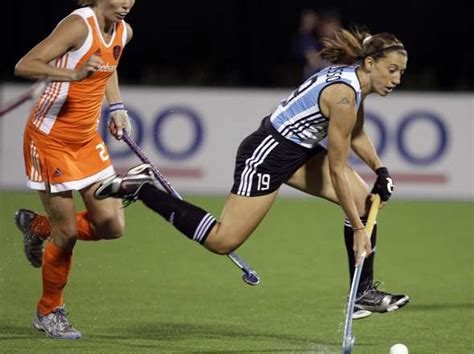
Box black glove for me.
[371,167,394,201]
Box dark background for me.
[4,0,472,90]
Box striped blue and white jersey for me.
[270,64,362,148]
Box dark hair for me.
[320,27,407,65]
[77,0,96,6]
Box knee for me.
[95,214,125,240]
[208,243,236,255]
[57,225,79,239]
[204,236,240,255]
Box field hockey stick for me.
[0,78,50,117]
[342,194,381,354]
[121,132,261,286]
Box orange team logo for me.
[93,48,102,56]
[113,46,121,60]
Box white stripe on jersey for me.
[237,136,279,196]
[270,65,362,149]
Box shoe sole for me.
[33,320,81,340]
[353,310,372,320]
[94,175,118,200]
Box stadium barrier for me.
[1,84,472,200]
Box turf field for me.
[0,191,472,353]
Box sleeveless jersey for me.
[270,65,362,149]
[27,7,127,143]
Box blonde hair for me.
[77,0,97,6]
[320,27,407,65]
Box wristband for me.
[375,167,388,176]
[109,102,125,113]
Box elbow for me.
[14,60,27,78]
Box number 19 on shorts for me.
[256,173,270,191]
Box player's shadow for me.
[91,321,339,352]
[0,324,39,341]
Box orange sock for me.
[30,212,99,241]
[37,242,73,315]
[30,215,50,239]
[76,211,99,241]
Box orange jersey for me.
[27,7,128,143]
[23,7,127,192]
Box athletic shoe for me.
[33,306,81,339]
[355,281,410,313]
[95,163,155,202]
[14,209,44,268]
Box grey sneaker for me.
[95,163,155,202]
[355,281,410,313]
[33,306,81,339]
[14,209,45,268]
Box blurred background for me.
[3,0,473,90]
[1,0,473,199]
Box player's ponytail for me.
[320,27,407,65]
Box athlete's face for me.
[368,51,407,96]
[99,0,135,22]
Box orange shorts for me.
[23,126,115,193]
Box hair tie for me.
[362,36,372,46]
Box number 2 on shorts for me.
[95,143,110,162]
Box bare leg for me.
[286,150,369,212]
[38,191,78,251]
[80,181,125,240]
[204,191,279,254]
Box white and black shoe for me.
[355,281,410,313]
[14,209,45,268]
[95,164,155,203]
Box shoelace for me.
[52,308,75,331]
[371,281,390,296]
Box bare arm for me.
[323,84,371,263]
[324,85,363,229]
[105,22,133,104]
[105,69,122,104]
[105,22,133,139]
[14,15,102,82]
[351,104,383,172]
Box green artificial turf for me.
[0,191,472,353]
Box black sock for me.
[343,217,377,294]
[138,183,216,244]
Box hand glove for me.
[371,167,394,202]
[108,102,131,139]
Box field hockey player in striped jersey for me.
[96,27,410,317]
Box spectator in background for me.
[292,9,342,79]
[317,10,342,41]
[291,9,325,79]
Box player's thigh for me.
[38,190,77,239]
[286,149,370,215]
[204,190,278,253]
[80,181,125,238]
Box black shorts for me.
[231,117,325,197]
